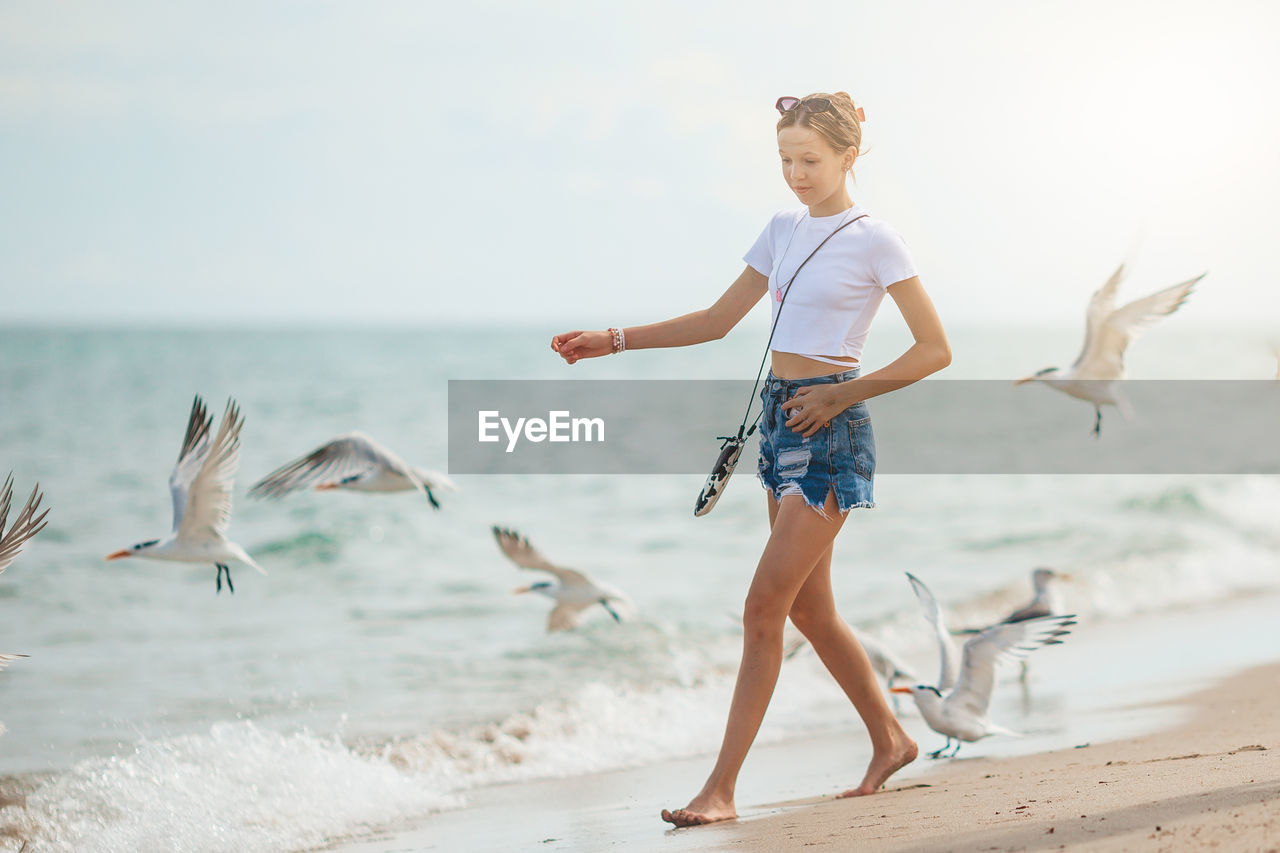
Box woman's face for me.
[777,125,852,211]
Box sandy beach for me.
[733,662,1278,852]
[327,592,1280,853]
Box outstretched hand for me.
[551,330,611,364]
[781,384,860,438]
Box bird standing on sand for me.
[249,432,455,509]
[491,526,633,633]
[1015,264,1205,436]
[894,613,1076,758]
[107,397,265,594]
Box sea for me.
[1,322,1278,852]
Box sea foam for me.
[9,723,458,853]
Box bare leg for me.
[785,537,917,797]
[661,491,847,827]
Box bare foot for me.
[837,737,918,798]
[660,793,736,827]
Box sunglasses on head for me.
[775,96,832,115]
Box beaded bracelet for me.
[608,327,626,354]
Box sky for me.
[2,0,1278,330]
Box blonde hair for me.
[776,91,863,173]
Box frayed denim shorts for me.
[756,368,876,514]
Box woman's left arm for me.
[783,276,951,436]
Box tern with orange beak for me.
[894,609,1076,758]
[491,526,633,633]
[106,396,265,594]
[1014,264,1204,436]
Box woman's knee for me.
[788,601,840,640]
[742,589,791,639]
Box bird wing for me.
[176,399,244,542]
[1071,263,1127,369]
[949,615,1076,719]
[546,601,592,633]
[168,396,213,532]
[248,432,420,499]
[491,526,591,586]
[906,572,961,691]
[0,474,51,575]
[1001,599,1052,624]
[0,652,30,671]
[1073,274,1203,379]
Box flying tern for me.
[107,396,265,593]
[1015,264,1205,435]
[491,526,633,633]
[249,432,455,509]
[895,611,1075,758]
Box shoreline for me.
[326,661,1277,853]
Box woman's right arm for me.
[552,265,768,364]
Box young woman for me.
[552,91,950,827]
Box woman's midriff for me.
[770,350,858,379]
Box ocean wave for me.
[1,648,856,852]
[4,723,458,853]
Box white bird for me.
[1015,264,1205,436]
[962,567,1073,684]
[106,396,265,594]
[906,572,961,691]
[491,526,633,633]
[249,432,456,509]
[0,473,50,576]
[1001,567,1071,625]
[893,613,1076,758]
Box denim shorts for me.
[756,368,876,514]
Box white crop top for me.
[743,204,917,365]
